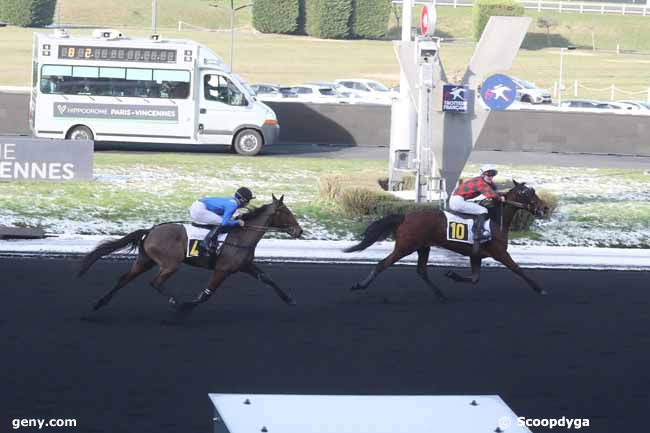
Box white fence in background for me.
[177,21,233,32]
[549,81,650,101]
[395,0,650,16]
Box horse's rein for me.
[242,225,290,233]
[219,225,292,250]
[504,199,534,212]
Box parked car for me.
[251,83,298,101]
[616,100,650,111]
[559,99,630,113]
[304,81,375,104]
[278,87,298,98]
[334,78,397,104]
[251,83,285,101]
[289,84,342,104]
[512,77,552,104]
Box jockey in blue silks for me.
[189,187,255,252]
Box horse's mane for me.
[240,203,272,221]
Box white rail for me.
[394,0,650,16]
[553,80,650,101]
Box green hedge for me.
[472,0,524,41]
[305,0,352,39]
[252,0,300,34]
[351,0,391,39]
[0,0,57,27]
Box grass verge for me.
[0,153,648,248]
[1,9,649,100]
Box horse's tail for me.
[77,228,151,277]
[343,214,405,253]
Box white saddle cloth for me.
[184,224,228,257]
[443,211,491,244]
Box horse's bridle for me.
[503,199,536,213]
[504,185,543,216]
[239,204,299,236]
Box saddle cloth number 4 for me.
[188,239,202,257]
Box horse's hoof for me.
[286,298,297,306]
[444,271,457,281]
[168,297,177,306]
[537,289,548,296]
[438,295,449,303]
[350,284,362,292]
[92,300,106,311]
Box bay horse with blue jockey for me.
[78,194,302,314]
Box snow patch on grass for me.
[1,158,649,247]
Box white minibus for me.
[30,29,278,155]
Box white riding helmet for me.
[480,164,498,176]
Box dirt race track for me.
[1,257,649,433]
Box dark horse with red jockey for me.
[344,181,550,301]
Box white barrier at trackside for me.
[0,237,648,270]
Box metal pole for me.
[152,0,157,33]
[230,9,235,72]
[388,0,415,192]
[558,48,565,105]
[401,0,413,41]
[400,0,413,98]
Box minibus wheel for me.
[233,129,263,156]
[67,125,94,141]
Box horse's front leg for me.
[493,251,547,295]
[170,269,230,311]
[242,263,296,305]
[445,255,482,284]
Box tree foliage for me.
[305,0,352,39]
[252,0,300,34]
[472,0,524,41]
[0,0,57,27]
[351,0,391,39]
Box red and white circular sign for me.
[420,4,437,36]
[421,6,430,36]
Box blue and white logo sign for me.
[442,85,469,113]
[480,74,516,110]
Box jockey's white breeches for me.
[449,195,488,215]
[189,201,223,225]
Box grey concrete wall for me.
[265,102,391,146]
[268,101,650,156]
[2,92,649,156]
[0,92,30,136]
[478,110,650,156]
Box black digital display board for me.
[58,45,178,63]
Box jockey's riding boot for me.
[202,226,221,253]
[472,214,488,255]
